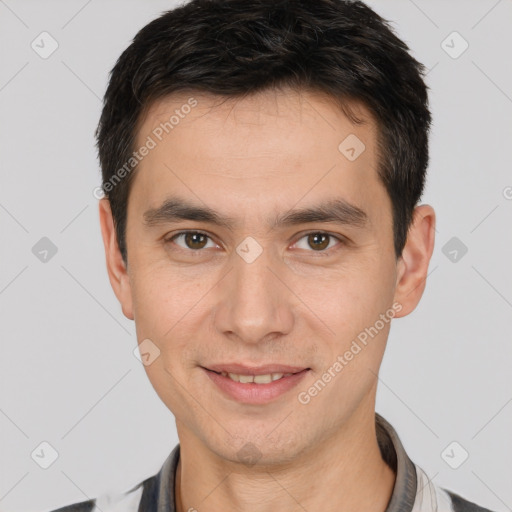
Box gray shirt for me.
[49,414,494,512]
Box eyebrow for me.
[143,196,369,231]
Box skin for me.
[99,88,435,512]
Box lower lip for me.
[203,368,310,405]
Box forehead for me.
[130,88,388,229]
[139,88,376,148]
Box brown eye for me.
[185,232,208,249]
[307,233,330,251]
[293,232,343,253]
[167,231,215,251]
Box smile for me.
[202,366,310,404]
[218,371,294,384]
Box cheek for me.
[129,265,207,370]
[130,259,182,319]
[301,258,395,369]
[311,263,389,325]
[129,274,179,367]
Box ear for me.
[393,204,436,318]
[98,199,134,320]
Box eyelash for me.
[163,230,345,256]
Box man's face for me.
[104,89,413,464]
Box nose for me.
[213,241,295,346]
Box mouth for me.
[207,369,305,384]
[204,363,309,381]
[201,364,311,404]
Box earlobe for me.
[98,199,134,321]
[392,204,436,318]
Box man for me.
[50,0,494,511]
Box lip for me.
[202,366,310,405]
[204,363,308,375]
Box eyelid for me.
[164,229,346,253]
[291,230,345,254]
[165,230,221,250]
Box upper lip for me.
[204,364,309,375]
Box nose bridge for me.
[214,237,293,344]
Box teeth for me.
[220,371,292,383]
[239,374,254,383]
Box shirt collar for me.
[151,413,417,512]
[376,413,418,512]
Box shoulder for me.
[46,475,151,512]
[45,444,179,512]
[414,465,496,512]
[48,501,95,512]
[444,489,496,512]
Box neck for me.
[174,409,396,512]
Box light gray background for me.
[1,1,511,511]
